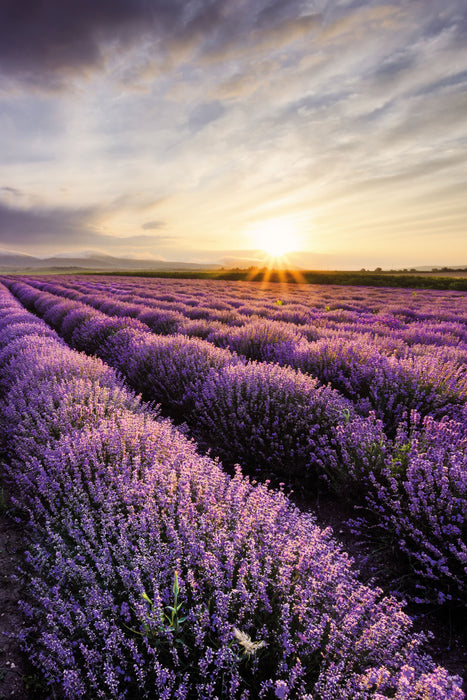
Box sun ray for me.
[246,216,305,287]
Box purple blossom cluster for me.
[2,276,466,607]
[192,361,353,485]
[0,284,463,698]
[340,412,467,605]
[291,336,466,436]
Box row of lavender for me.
[3,278,466,609]
[1,283,463,699]
[11,276,466,438]
[20,275,467,352]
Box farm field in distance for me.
[0,274,465,699]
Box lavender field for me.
[0,275,465,699]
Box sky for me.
[0,0,466,270]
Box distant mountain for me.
[0,250,43,268]
[0,250,465,274]
[0,251,219,272]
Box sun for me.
[250,217,301,259]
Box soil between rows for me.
[0,508,29,699]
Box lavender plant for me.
[192,360,352,485]
[341,412,467,605]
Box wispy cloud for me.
[141,220,165,231]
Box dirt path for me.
[0,505,30,700]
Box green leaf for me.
[142,592,153,605]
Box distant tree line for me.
[80,268,467,291]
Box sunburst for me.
[251,217,301,259]
[246,216,305,285]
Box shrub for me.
[220,319,304,364]
[193,361,353,486]
[344,413,467,605]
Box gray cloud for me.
[0,0,180,88]
[0,186,21,195]
[0,2,231,86]
[0,0,325,89]
[187,100,225,133]
[141,220,165,230]
[0,201,172,253]
[254,0,300,28]
[369,50,416,83]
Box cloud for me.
[0,95,64,163]
[141,220,165,230]
[254,0,295,28]
[212,71,263,100]
[0,0,322,90]
[0,200,172,254]
[0,2,216,87]
[0,0,177,88]
[187,100,225,132]
[0,186,21,195]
